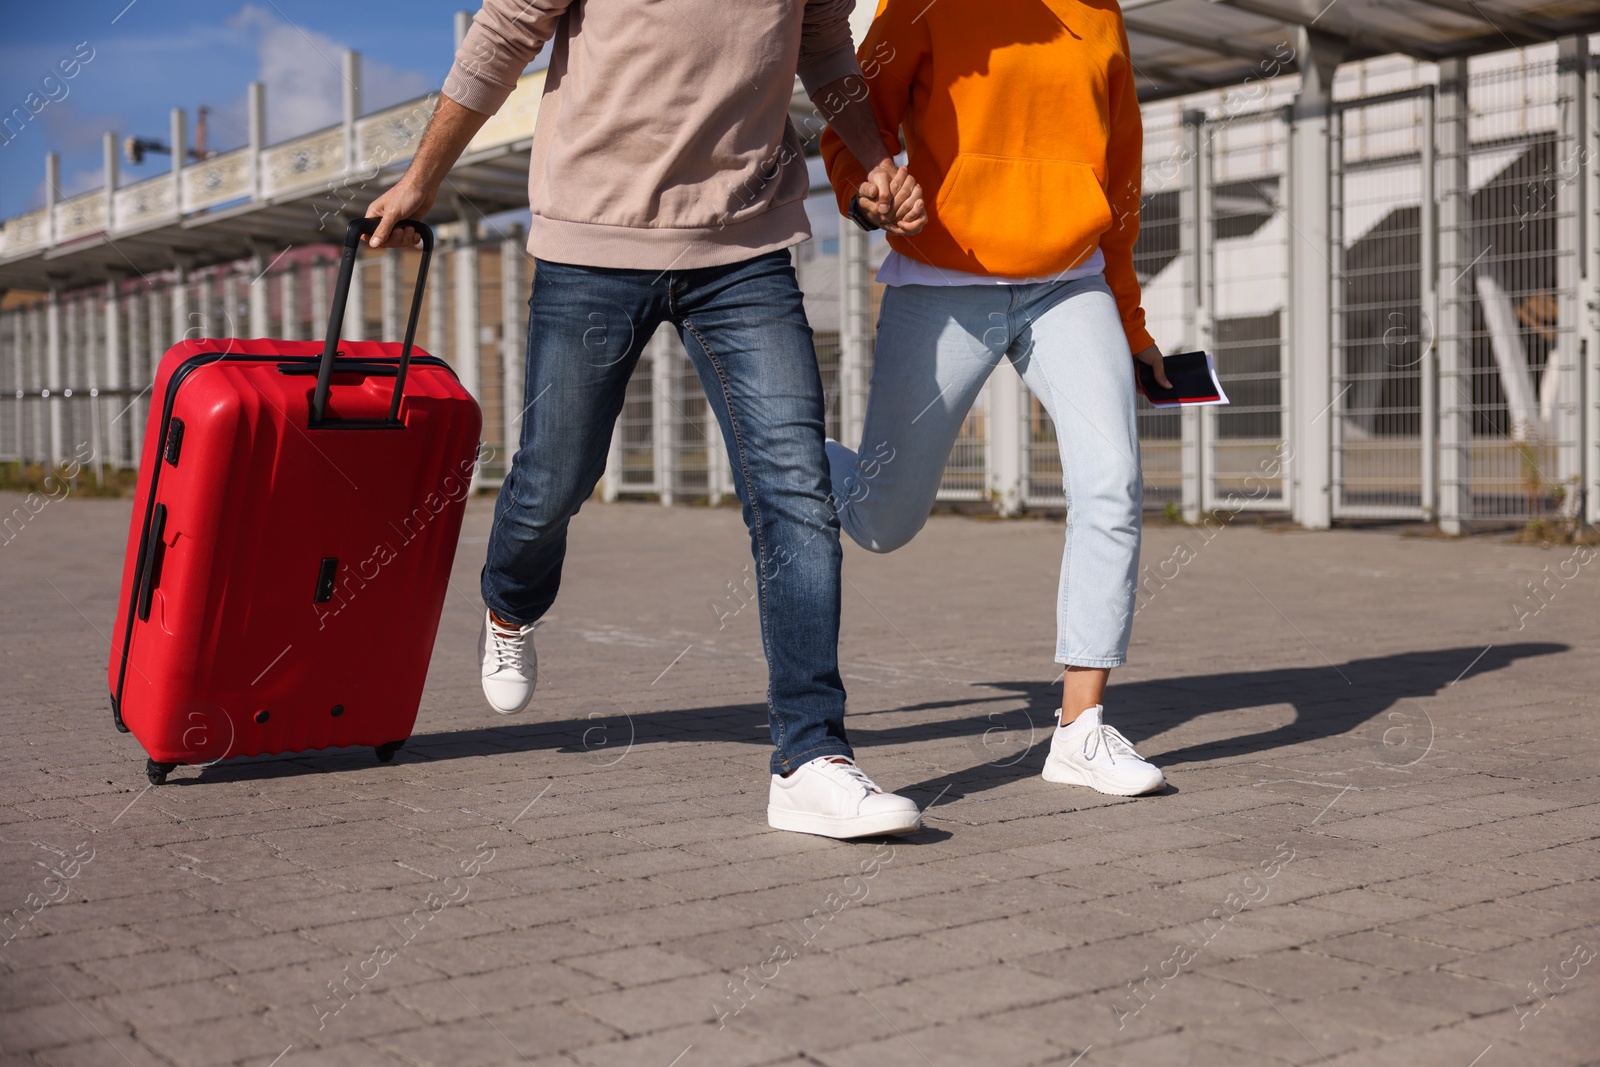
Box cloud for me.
[229,5,433,143]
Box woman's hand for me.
[1132,343,1171,389]
[857,163,927,236]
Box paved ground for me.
[2,490,1598,1067]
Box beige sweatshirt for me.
[443,0,861,269]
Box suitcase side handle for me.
[312,217,434,426]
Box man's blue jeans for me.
[481,250,853,774]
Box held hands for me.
[857,159,927,236]
[365,179,438,249]
[1132,343,1171,389]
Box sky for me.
[0,1,505,216]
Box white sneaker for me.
[768,756,922,839]
[1042,705,1165,796]
[478,609,538,714]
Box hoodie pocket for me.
[932,154,1113,277]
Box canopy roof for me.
[1124,0,1600,98]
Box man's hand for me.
[1132,343,1170,389]
[857,159,926,236]
[366,179,438,249]
[363,95,491,249]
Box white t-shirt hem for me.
[875,248,1106,287]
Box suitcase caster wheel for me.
[145,759,178,785]
[375,741,404,764]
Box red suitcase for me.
[107,219,482,784]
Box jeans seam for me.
[1034,366,1076,661]
[680,317,785,759]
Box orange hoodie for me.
[821,0,1153,353]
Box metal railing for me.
[4,42,1599,533]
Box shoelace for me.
[1080,723,1144,764]
[820,758,883,795]
[488,619,530,673]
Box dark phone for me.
[1135,351,1223,405]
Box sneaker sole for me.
[767,806,922,839]
[1041,760,1164,796]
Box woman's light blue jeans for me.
[826,275,1142,667]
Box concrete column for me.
[1554,37,1587,499]
[650,326,676,505]
[838,223,871,448]
[45,288,62,467]
[171,109,186,215]
[986,366,1024,516]
[455,10,473,49]
[500,232,526,472]
[427,246,448,359]
[1286,28,1341,529]
[343,50,362,176]
[45,153,59,246]
[1436,58,1473,533]
[248,80,266,199]
[103,132,118,233]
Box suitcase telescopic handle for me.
[312,217,434,426]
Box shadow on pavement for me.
[186,643,1565,800]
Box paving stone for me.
[6,496,1600,1066]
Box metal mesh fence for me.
[1450,57,1579,523]
[1207,110,1288,509]
[2,42,1597,533]
[1332,91,1429,516]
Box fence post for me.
[1436,58,1472,534]
[1555,37,1587,513]
[45,288,63,468]
[651,327,676,506]
[103,276,123,471]
[1589,52,1600,527]
[381,247,403,343]
[987,366,1024,515]
[249,243,272,339]
[1180,109,1204,522]
[1420,88,1439,522]
[500,229,526,476]
[838,223,870,449]
[280,264,299,341]
[1286,28,1338,529]
[450,222,482,488]
[1188,110,1210,521]
[126,286,147,469]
